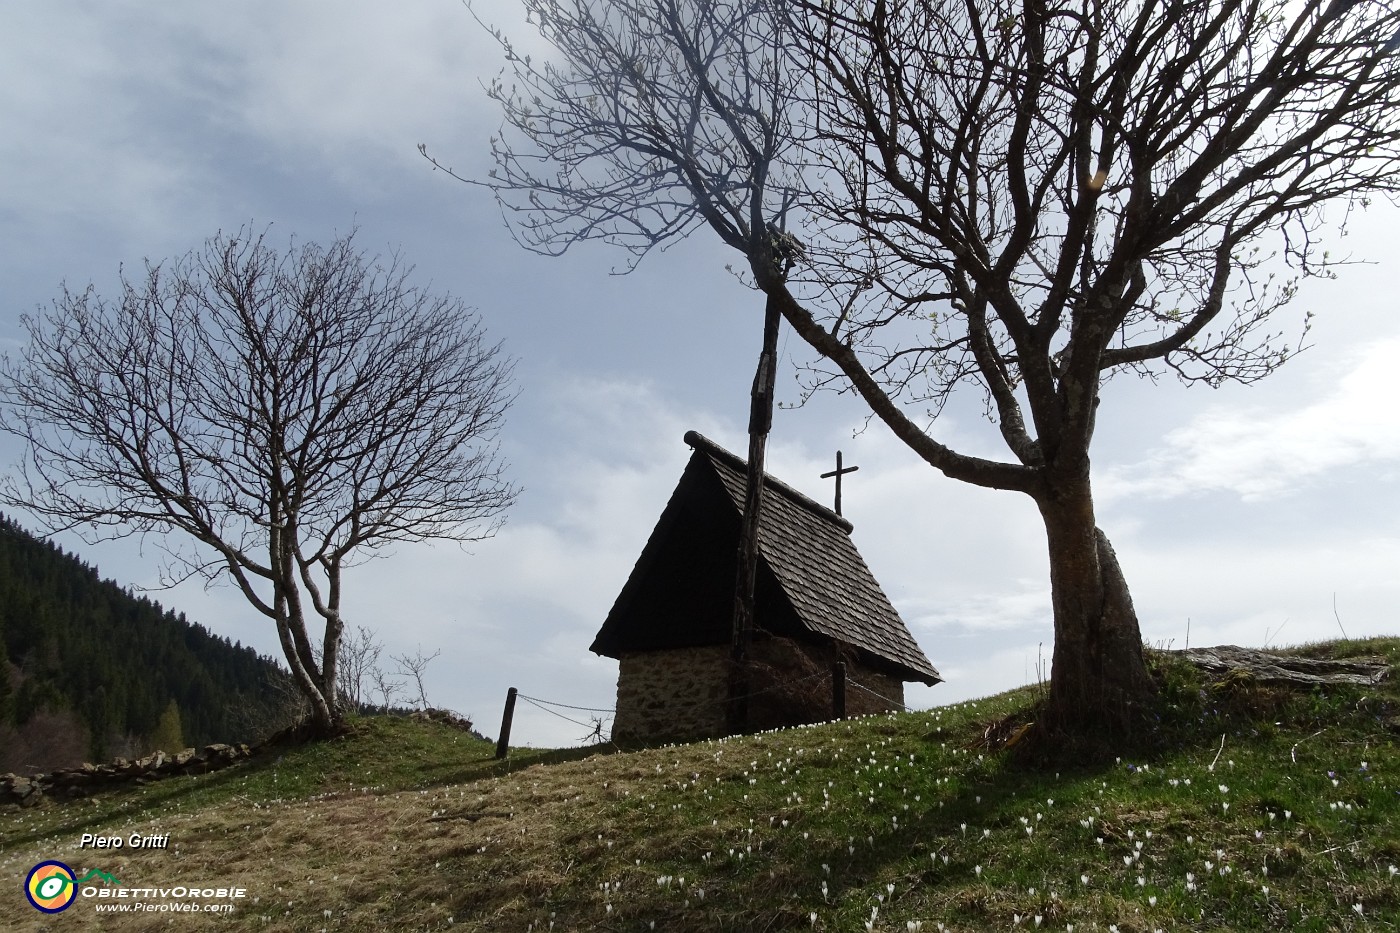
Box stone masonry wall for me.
[840,662,905,718]
[613,646,731,745]
[747,637,905,730]
[612,638,907,746]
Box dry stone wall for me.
[612,636,908,746]
[747,637,905,730]
[1,743,252,808]
[1,708,485,809]
[408,708,483,738]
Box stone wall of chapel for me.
[611,637,907,746]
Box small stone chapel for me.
[590,431,941,745]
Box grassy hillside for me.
[2,639,1397,931]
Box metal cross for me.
[820,450,859,516]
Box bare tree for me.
[777,0,1400,744]
[442,0,1400,750]
[392,645,442,710]
[0,229,519,736]
[372,667,407,710]
[337,624,386,712]
[424,0,807,733]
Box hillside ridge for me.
[2,637,1396,930]
[0,513,289,772]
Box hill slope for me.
[0,514,290,771]
[1,638,1397,931]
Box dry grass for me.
[3,639,1398,931]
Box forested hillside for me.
[0,514,290,773]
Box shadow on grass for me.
[0,758,264,851]
[0,727,619,853]
[435,741,622,784]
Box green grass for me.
[3,639,1398,931]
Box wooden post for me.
[832,661,847,720]
[495,687,518,759]
[729,295,782,735]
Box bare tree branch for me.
[0,227,519,733]
[449,0,1400,743]
[393,646,443,711]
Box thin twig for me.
[1291,729,1325,764]
[1209,733,1226,771]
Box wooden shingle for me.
[590,431,940,686]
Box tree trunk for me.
[321,625,342,722]
[1035,475,1155,746]
[273,612,339,735]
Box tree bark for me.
[271,609,337,734]
[1035,475,1155,744]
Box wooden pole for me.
[729,295,782,735]
[495,687,518,759]
[832,661,847,720]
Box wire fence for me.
[499,663,909,752]
[847,677,910,712]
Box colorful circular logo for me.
[25,860,77,913]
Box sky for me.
[1,2,1397,748]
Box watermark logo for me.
[24,862,122,913]
[25,860,77,913]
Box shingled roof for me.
[589,431,941,685]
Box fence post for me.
[495,687,518,759]
[832,661,846,720]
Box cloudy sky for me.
[2,2,1396,747]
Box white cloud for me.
[0,1,507,258]
[337,375,739,743]
[8,1,1399,755]
[0,8,212,245]
[171,3,498,172]
[783,427,1051,637]
[1122,532,1400,648]
[906,637,1053,709]
[1101,337,1400,503]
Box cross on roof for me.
[820,450,859,517]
